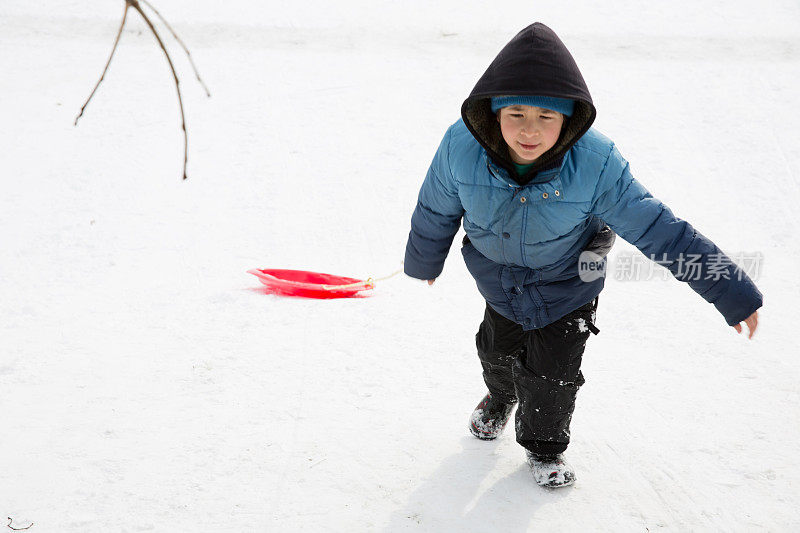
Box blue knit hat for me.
[490,95,575,117]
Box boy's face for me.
[497,105,565,164]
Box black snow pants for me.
[476,297,599,456]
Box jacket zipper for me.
[520,200,529,267]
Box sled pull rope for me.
[320,267,404,291]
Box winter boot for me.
[469,392,516,440]
[526,451,576,488]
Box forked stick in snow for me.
[74,0,210,180]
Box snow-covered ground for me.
[2,1,799,530]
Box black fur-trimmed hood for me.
[461,23,596,184]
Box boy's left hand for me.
[733,311,759,339]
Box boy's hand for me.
[733,310,759,339]
[427,279,436,286]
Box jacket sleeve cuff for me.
[403,248,445,280]
[711,276,764,326]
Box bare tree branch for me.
[74,0,209,180]
[140,0,211,97]
[74,3,130,126]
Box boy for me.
[403,23,762,487]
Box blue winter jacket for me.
[405,119,763,329]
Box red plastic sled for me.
[247,268,374,299]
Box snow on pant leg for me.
[512,297,599,455]
[475,302,526,404]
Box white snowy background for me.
[2,0,799,531]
